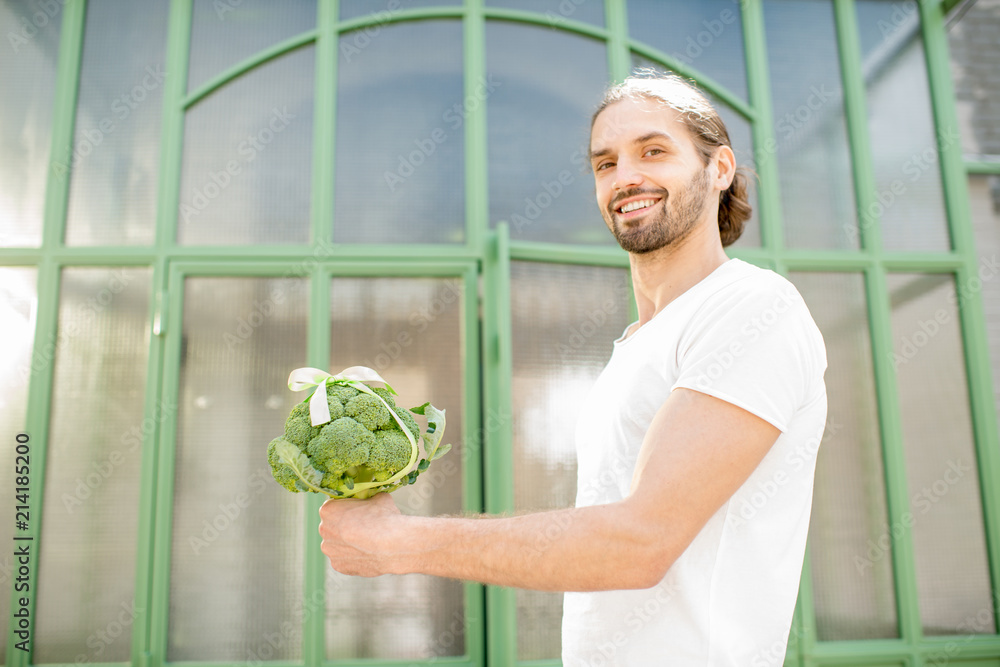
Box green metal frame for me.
[3,0,998,666]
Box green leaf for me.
[275,440,328,495]
[431,443,452,461]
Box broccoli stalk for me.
[268,376,451,499]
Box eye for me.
[643,148,664,157]
[594,160,615,172]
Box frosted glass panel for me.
[487,22,610,245]
[326,276,466,660]
[35,267,151,662]
[968,175,1000,443]
[948,0,1000,158]
[856,0,950,251]
[0,0,61,247]
[0,267,37,663]
[179,47,315,245]
[510,261,633,661]
[764,0,858,249]
[64,0,168,246]
[792,272,897,640]
[334,20,464,244]
[169,277,308,660]
[627,0,747,101]
[487,0,604,27]
[188,0,316,92]
[340,0,458,21]
[888,273,993,635]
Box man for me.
[318,72,828,666]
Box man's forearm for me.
[376,501,670,591]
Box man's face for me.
[589,98,714,254]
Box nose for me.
[613,156,643,191]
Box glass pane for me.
[764,0,858,249]
[334,20,464,244]
[856,0,950,251]
[968,175,1000,442]
[179,47,315,245]
[34,267,151,662]
[888,273,994,635]
[510,261,633,661]
[627,0,747,101]
[791,272,897,640]
[631,56,761,248]
[169,276,308,660]
[64,0,169,246]
[340,0,459,21]
[486,0,604,27]
[0,267,37,663]
[948,0,1000,159]
[0,0,61,247]
[487,22,609,244]
[326,276,466,659]
[188,0,316,92]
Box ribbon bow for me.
[287,366,395,426]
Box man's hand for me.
[319,492,401,577]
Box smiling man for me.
[318,72,828,666]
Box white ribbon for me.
[287,366,394,426]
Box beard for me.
[605,167,711,254]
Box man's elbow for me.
[608,516,682,589]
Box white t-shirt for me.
[562,258,828,667]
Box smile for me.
[615,198,661,216]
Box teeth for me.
[619,199,657,213]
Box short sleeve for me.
[671,274,827,432]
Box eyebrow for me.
[589,130,680,162]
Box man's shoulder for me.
[698,259,806,310]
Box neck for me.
[629,221,730,327]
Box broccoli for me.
[268,377,450,499]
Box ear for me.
[711,145,737,192]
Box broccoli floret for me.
[371,386,397,406]
[367,429,414,480]
[307,417,373,473]
[389,405,420,442]
[284,402,321,448]
[268,437,303,493]
[345,393,392,430]
[328,385,360,403]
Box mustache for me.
[608,188,668,216]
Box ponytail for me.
[718,167,753,247]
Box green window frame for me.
[2,0,998,665]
